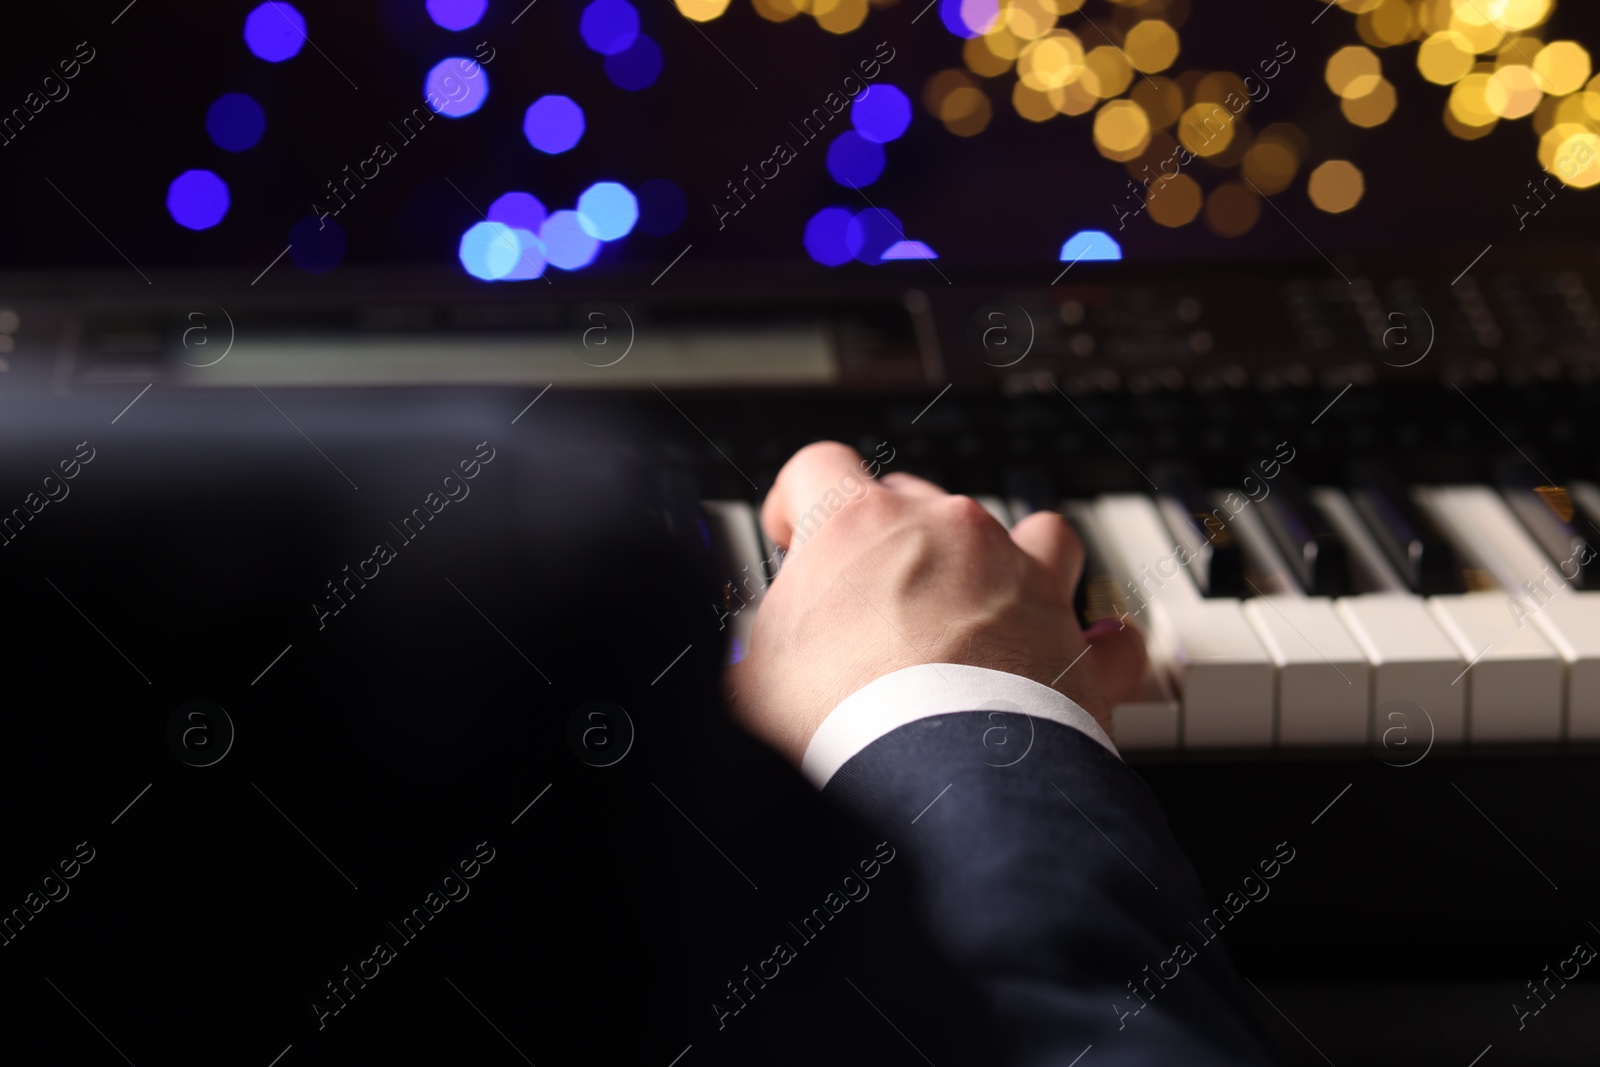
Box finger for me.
[1083,618,1148,708]
[760,441,876,551]
[1009,510,1085,605]
[877,471,948,498]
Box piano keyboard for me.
[703,476,1600,757]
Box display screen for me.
[4,0,1600,282]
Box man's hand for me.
[725,441,1147,764]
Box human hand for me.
[724,442,1147,764]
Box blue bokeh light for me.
[540,210,601,270]
[460,221,513,281]
[847,207,903,265]
[244,3,307,63]
[938,0,999,38]
[426,0,487,31]
[425,56,490,118]
[636,179,687,235]
[488,192,547,233]
[825,131,885,188]
[577,182,639,241]
[289,214,347,273]
[581,0,640,55]
[1059,230,1123,262]
[604,34,663,91]
[803,207,857,267]
[523,95,585,154]
[206,93,266,152]
[500,229,548,281]
[851,85,912,144]
[167,170,231,231]
[881,240,937,260]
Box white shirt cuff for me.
[799,663,1120,789]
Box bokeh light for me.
[605,34,663,90]
[637,179,688,235]
[1449,71,1498,126]
[1486,64,1542,118]
[425,57,490,118]
[460,221,513,281]
[826,131,886,187]
[1093,99,1151,161]
[426,0,487,31]
[1242,137,1299,194]
[489,192,547,233]
[540,210,602,270]
[803,207,857,266]
[1418,31,1475,84]
[1177,102,1235,157]
[673,0,731,21]
[244,3,306,63]
[1124,20,1179,74]
[289,214,346,274]
[581,0,640,56]
[1147,173,1201,227]
[499,230,548,281]
[816,0,869,34]
[1326,45,1382,98]
[940,0,1000,39]
[1541,124,1600,187]
[206,93,266,152]
[1131,76,1183,127]
[1059,230,1121,262]
[847,207,904,264]
[167,170,230,231]
[1307,159,1365,213]
[1018,31,1086,91]
[881,240,938,260]
[1533,41,1590,95]
[852,85,912,143]
[524,95,585,153]
[1085,46,1134,99]
[577,182,639,240]
[1204,182,1260,237]
[1342,77,1398,125]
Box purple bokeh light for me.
[244,3,307,63]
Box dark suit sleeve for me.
[823,712,1281,1067]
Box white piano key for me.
[1243,597,1370,745]
[1309,487,1409,593]
[974,495,1013,530]
[1334,593,1466,744]
[701,500,770,666]
[1112,661,1182,752]
[1096,496,1274,748]
[1417,485,1600,739]
[1427,593,1562,743]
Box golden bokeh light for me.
[1442,101,1498,139]
[1342,76,1398,125]
[1176,102,1236,157]
[1358,0,1417,48]
[1194,72,1250,110]
[1533,41,1591,95]
[1307,159,1366,212]
[1486,63,1543,117]
[751,0,802,21]
[923,69,975,116]
[815,0,869,32]
[1446,12,1504,53]
[1094,99,1153,160]
[1545,128,1600,187]
[1242,138,1299,194]
[941,86,993,135]
[1018,30,1087,90]
[1417,30,1476,84]
[1085,45,1135,98]
[1148,172,1202,227]
[1124,20,1180,74]
[1012,80,1059,121]
[1005,0,1061,40]
[1454,0,1552,32]
[965,33,1015,77]
[1131,76,1184,128]
[674,0,731,20]
[982,24,1025,61]
[1448,71,1499,125]
[1205,181,1261,237]
[1050,77,1100,116]
[1326,45,1383,97]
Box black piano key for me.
[1347,464,1466,595]
[1254,477,1356,596]
[1493,462,1600,588]
[1150,463,1246,597]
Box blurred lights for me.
[1146,172,1201,227]
[524,95,585,154]
[1092,99,1151,161]
[577,182,640,240]
[488,192,548,233]
[1017,32,1086,91]
[940,0,1001,39]
[540,210,602,270]
[803,206,857,266]
[826,131,886,186]
[1533,41,1590,95]
[426,0,488,31]
[1123,20,1179,74]
[1085,46,1134,99]
[244,3,307,63]
[1418,30,1475,83]
[1203,182,1260,237]
[581,0,640,55]
[288,214,347,274]
[425,57,490,118]
[206,93,266,152]
[605,35,663,90]
[459,222,515,281]
[881,240,938,260]
[1307,159,1365,213]
[1486,63,1542,118]
[673,0,732,21]
[1341,76,1398,124]
[1326,45,1382,98]
[636,179,688,235]
[846,208,903,264]
[167,170,230,231]
[1058,229,1121,261]
[852,85,912,143]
